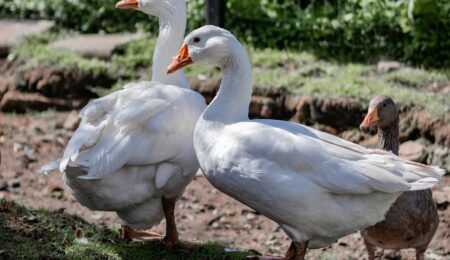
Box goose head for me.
[167,25,243,73]
[115,0,183,17]
[360,95,399,132]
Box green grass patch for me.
[182,46,449,118]
[0,200,251,259]
[12,34,449,118]
[12,32,112,77]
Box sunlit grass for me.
[0,200,252,259]
[12,34,449,118]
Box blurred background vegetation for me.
[0,0,449,68]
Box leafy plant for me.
[1,0,448,67]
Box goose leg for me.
[415,248,426,260]
[286,241,308,260]
[120,225,162,241]
[363,239,376,260]
[162,197,178,246]
[161,197,202,250]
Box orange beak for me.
[115,0,139,9]
[360,108,380,132]
[167,43,193,74]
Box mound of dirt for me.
[0,59,114,112]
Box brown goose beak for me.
[360,108,379,132]
[167,43,193,74]
[115,0,139,9]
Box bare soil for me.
[0,112,448,259]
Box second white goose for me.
[167,26,444,259]
[40,0,206,247]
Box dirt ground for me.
[0,111,449,259]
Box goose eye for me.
[193,37,201,43]
[382,103,387,108]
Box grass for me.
[185,47,449,117]
[12,32,112,78]
[12,34,450,118]
[0,200,252,259]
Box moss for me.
[0,200,252,259]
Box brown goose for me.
[360,95,439,260]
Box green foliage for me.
[0,0,153,33]
[1,0,448,67]
[404,0,450,67]
[0,200,252,259]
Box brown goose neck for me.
[377,117,400,155]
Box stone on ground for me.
[377,60,403,73]
[49,33,144,59]
[399,140,425,162]
[63,110,81,130]
[0,19,54,57]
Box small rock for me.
[211,222,220,229]
[399,141,425,162]
[338,242,348,247]
[92,214,103,221]
[63,110,80,130]
[24,146,37,162]
[13,142,23,153]
[246,213,256,221]
[26,215,38,223]
[8,178,20,188]
[75,227,89,244]
[377,61,402,73]
[0,179,7,191]
[219,216,233,225]
[49,189,64,200]
[204,203,216,211]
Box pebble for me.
[246,212,256,220]
[24,146,37,162]
[13,142,23,152]
[211,222,220,229]
[0,179,7,191]
[8,178,21,188]
[219,216,233,224]
[63,110,80,130]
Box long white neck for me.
[151,6,189,88]
[202,43,253,124]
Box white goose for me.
[40,0,206,246]
[167,26,445,259]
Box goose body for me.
[194,118,438,249]
[167,26,444,258]
[62,81,204,228]
[360,95,439,260]
[41,0,206,242]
